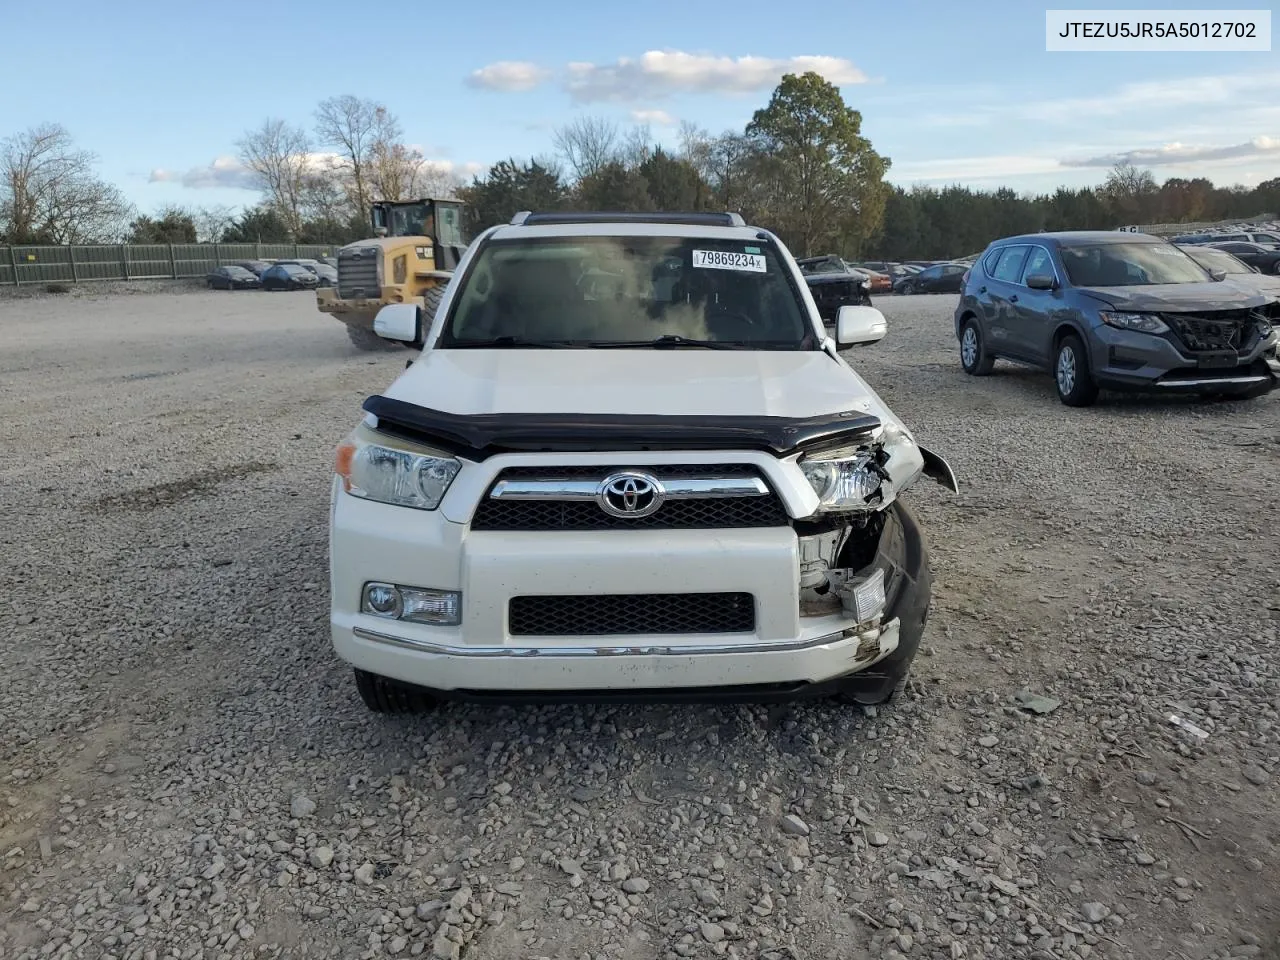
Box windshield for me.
[1060,242,1211,286]
[442,236,813,349]
[798,258,844,275]
[225,267,252,277]
[1182,246,1251,275]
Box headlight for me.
[335,434,460,510]
[799,446,886,512]
[1100,311,1169,334]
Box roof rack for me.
[509,211,746,228]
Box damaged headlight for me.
[799,445,887,512]
[1100,311,1169,334]
[335,432,460,510]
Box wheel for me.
[345,324,401,351]
[421,285,445,332]
[1054,333,1099,406]
[353,669,437,714]
[959,319,995,376]
[901,282,915,295]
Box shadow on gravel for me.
[88,461,280,513]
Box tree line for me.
[4,75,1278,258]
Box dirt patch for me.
[89,461,279,513]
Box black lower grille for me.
[509,593,755,636]
[471,465,789,530]
[1163,311,1259,354]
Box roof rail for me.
[513,211,747,228]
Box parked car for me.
[231,259,272,277]
[276,258,338,287]
[796,255,873,322]
[328,210,958,713]
[261,263,320,291]
[1178,243,1280,297]
[1207,241,1280,274]
[955,231,1279,406]
[206,265,261,290]
[896,262,967,295]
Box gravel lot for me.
[2,289,1278,960]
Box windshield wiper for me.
[448,336,577,349]
[587,335,747,350]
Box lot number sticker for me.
[692,249,766,273]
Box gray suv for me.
[954,231,1280,406]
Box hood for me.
[383,348,881,421]
[1076,281,1271,312]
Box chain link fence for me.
[0,242,343,285]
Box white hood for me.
[383,348,894,423]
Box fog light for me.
[361,582,461,625]
[362,582,402,618]
[400,587,461,625]
[837,568,886,623]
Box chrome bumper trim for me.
[489,476,769,501]
[1157,375,1271,387]
[351,621,890,659]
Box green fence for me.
[0,242,343,285]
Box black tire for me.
[354,669,437,714]
[345,324,401,351]
[959,318,994,376]
[1054,333,1099,407]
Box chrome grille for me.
[470,464,789,531]
[338,246,380,299]
[509,593,755,636]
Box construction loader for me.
[316,199,468,350]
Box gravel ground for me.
[1,290,1278,960]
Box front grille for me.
[1163,310,1260,354]
[470,465,789,531]
[338,246,380,299]
[509,593,755,636]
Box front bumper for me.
[1090,324,1279,394]
[328,473,930,698]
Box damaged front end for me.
[791,427,947,700]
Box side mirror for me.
[1208,268,1227,281]
[373,303,420,343]
[835,305,888,348]
[1025,273,1057,290]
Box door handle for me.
[1009,294,1019,303]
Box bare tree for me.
[193,205,237,243]
[314,95,398,218]
[371,141,428,201]
[618,124,654,170]
[1,123,133,243]
[236,119,312,238]
[552,116,619,180]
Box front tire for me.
[1054,333,1099,406]
[346,324,401,351]
[354,669,437,714]
[959,319,994,375]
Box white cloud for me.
[149,156,257,190]
[564,51,866,102]
[630,108,676,126]
[1061,136,1280,168]
[1027,72,1277,123]
[466,61,551,92]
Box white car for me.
[328,211,957,712]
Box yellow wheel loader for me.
[316,199,468,350]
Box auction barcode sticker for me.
[692,250,766,273]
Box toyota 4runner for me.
[329,212,958,713]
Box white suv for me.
[328,212,957,712]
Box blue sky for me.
[2,0,1276,214]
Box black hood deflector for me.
[363,395,882,460]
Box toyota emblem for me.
[597,471,665,518]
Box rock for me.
[779,814,810,837]
[431,928,460,960]
[1081,902,1109,923]
[558,858,582,876]
[1135,770,1158,786]
[353,862,376,885]
[416,900,447,921]
[1242,766,1270,786]
[290,795,316,819]
[508,856,525,872]
[308,846,334,869]
[868,832,890,847]
[700,923,725,943]
[978,735,999,748]
[622,878,650,894]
